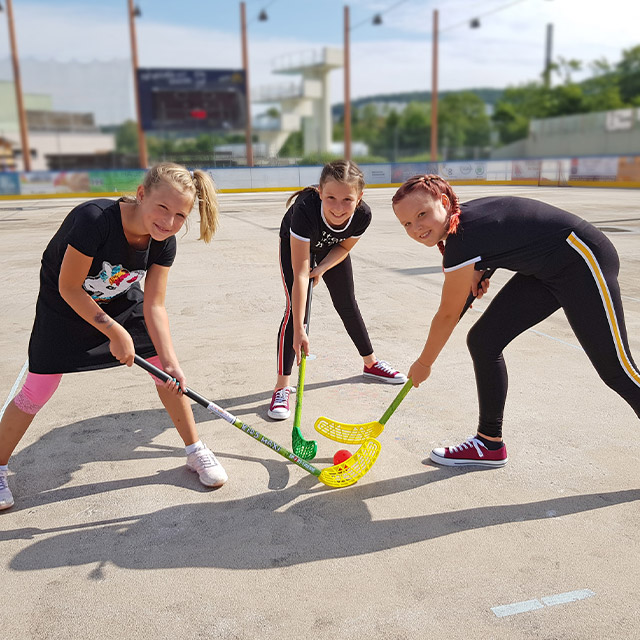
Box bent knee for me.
[13,372,63,415]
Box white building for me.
[0,81,115,171]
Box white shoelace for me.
[193,449,219,469]
[273,387,291,406]
[450,437,486,457]
[372,360,396,374]
[0,473,8,491]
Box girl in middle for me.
[268,159,407,420]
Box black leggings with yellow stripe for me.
[467,232,640,438]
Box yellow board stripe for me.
[566,232,640,387]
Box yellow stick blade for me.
[318,438,381,488]
[314,416,385,444]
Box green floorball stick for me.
[291,278,318,460]
[133,355,380,488]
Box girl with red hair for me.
[393,174,640,468]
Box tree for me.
[617,45,640,104]
[115,120,139,154]
[438,92,491,155]
[279,131,303,157]
[492,102,530,145]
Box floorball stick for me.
[291,278,318,460]
[134,355,380,488]
[314,270,494,444]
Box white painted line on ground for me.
[541,589,596,606]
[528,329,584,351]
[492,589,595,618]
[492,599,544,617]
[0,358,29,420]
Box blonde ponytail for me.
[192,169,219,243]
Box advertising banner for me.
[390,162,438,183]
[89,170,145,194]
[20,172,92,195]
[438,162,486,181]
[617,156,640,182]
[0,172,20,195]
[511,160,541,180]
[569,157,618,181]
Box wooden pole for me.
[430,9,438,162]
[6,0,31,171]
[128,0,148,169]
[241,2,254,167]
[543,23,553,88]
[343,5,351,161]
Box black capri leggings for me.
[467,232,640,438]
[276,238,373,376]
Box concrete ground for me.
[0,186,639,640]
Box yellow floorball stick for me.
[315,379,412,445]
[315,270,494,444]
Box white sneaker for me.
[268,386,294,420]
[186,445,228,487]
[0,469,14,510]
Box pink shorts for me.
[13,356,164,415]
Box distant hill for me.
[331,88,504,117]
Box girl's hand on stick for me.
[408,359,431,387]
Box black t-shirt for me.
[443,196,600,276]
[279,189,371,255]
[28,199,176,374]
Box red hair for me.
[392,174,460,254]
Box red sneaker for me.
[268,386,294,420]
[430,436,508,467]
[363,360,407,384]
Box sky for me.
[1,0,639,121]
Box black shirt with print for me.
[28,199,176,373]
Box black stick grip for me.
[133,355,211,408]
[459,269,493,320]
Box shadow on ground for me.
[2,403,638,576]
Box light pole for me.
[3,0,31,171]
[543,23,553,88]
[127,0,148,169]
[430,9,438,162]
[343,5,351,161]
[240,2,254,167]
[343,5,385,162]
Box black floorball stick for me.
[133,355,381,487]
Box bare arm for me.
[310,237,359,282]
[408,263,477,387]
[290,237,312,363]
[58,245,135,365]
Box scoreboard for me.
[137,68,247,132]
